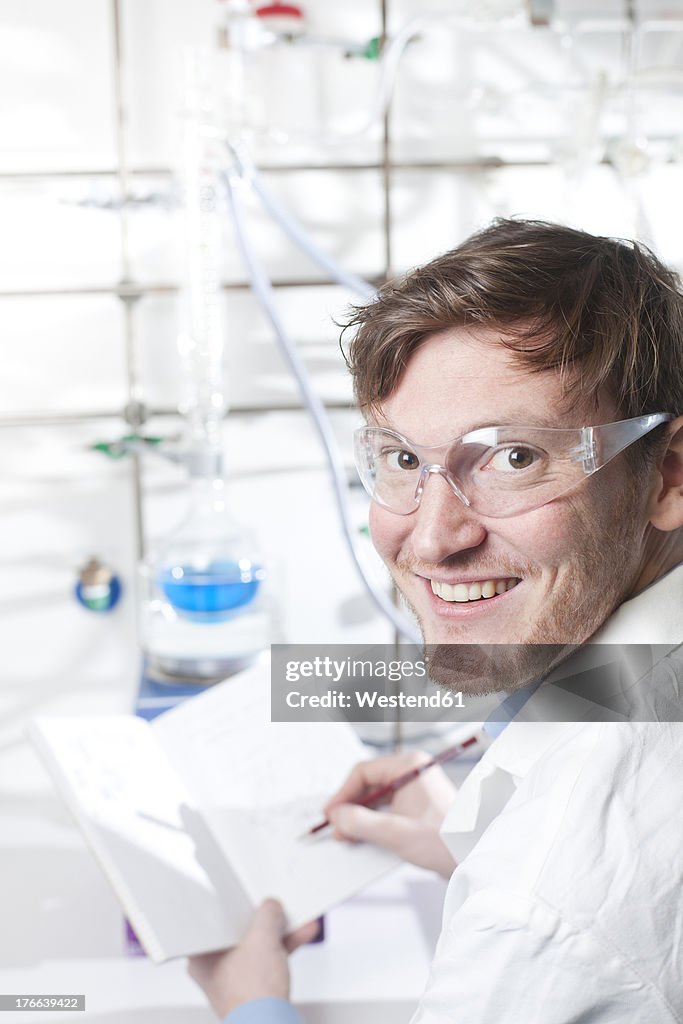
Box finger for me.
[283,918,321,953]
[187,951,224,984]
[246,898,286,943]
[322,761,377,814]
[323,752,429,815]
[328,804,424,858]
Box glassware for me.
[139,476,272,682]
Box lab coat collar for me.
[498,560,683,729]
[589,559,683,646]
[440,563,683,860]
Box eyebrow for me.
[375,413,569,436]
[469,415,568,431]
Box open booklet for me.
[29,663,401,963]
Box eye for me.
[382,448,420,472]
[485,446,541,472]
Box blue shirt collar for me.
[482,680,542,738]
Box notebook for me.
[29,663,400,963]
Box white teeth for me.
[431,578,519,603]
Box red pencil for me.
[301,733,480,838]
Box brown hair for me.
[342,220,683,438]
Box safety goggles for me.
[354,413,674,519]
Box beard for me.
[398,478,644,695]
[422,642,579,696]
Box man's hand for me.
[324,751,458,879]
[187,899,319,1019]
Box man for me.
[188,220,683,1021]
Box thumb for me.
[329,804,422,858]
[284,918,321,954]
[247,899,286,943]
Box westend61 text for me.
[285,689,465,709]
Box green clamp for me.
[92,434,165,460]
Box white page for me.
[29,716,253,962]
[152,662,401,929]
[202,797,402,929]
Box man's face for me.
[368,328,654,693]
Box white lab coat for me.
[411,564,683,1023]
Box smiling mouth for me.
[430,578,520,603]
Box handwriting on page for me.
[202,793,397,927]
[44,719,189,840]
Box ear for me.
[647,416,683,531]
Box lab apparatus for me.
[138,474,271,682]
[137,55,274,684]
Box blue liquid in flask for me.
[158,560,263,621]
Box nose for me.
[409,469,487,563]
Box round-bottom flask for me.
[139,477,271,682]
